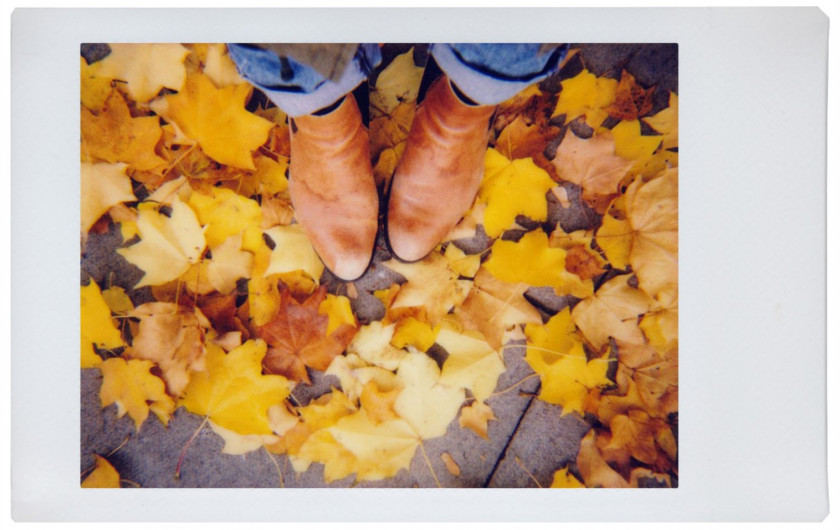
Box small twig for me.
[418,439,441,488]
[119,479,141,488]
[175,415,209,480]
[264,447,285,488]
[515,456,543,488]
[106,435,131,457]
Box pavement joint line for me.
[482,388,538,488]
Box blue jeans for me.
[227,43,568,117]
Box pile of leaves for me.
[80,44,677,488]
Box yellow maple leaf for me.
[178,340,290,435]
[552,69,618,129]
[370,47,425,118]
[550,131,634,199]
[394,350,465,439]
[262,224,325,282]
[391,317,439,352]
[117,198,206,288]
[160,73,273,170]
[80,56,113,111]
[203,43,246,88]
[188,186,262,249]
[383,252,471,324]
[550,466,584,488]
[81,280,124,368]
[81,455,121,488]
[201,233,254,295]
[643,92,678,150]
[80,162,136,234]
[483,230,593,298]
[96,43,189,103]
[347,321,407,371]
[443,244,481,279]
[476,148,556,238]
[453,268,542,351]
[611,119,662,162]
[525,308,613,415]
[319,293,357,336]
[208,420,280,455]
[572,275,650,351]
[436,328,505,402]
[80,90,166,172]
[458,400,496,439]
[101,285,134,316]
[99,357,175,430]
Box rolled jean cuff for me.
[430,43,568,106]
[227,43,381,117]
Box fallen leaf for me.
[436,327,505,402]
[459,400,496,439]
[477,148,556,238]
[607,70,656,121]
[82,455,121,488]
[572,275,650,351]
[550,466,584,488]
[611,119,662,163]
[454,268,543,351]
[96,43,189,103]
[384,252,471,325]
[394,350,465,439]
[188,186,262,249]
[643,92,678,150]
[369,47,424,118]
[117,198,206,288]
[443,243,481,279]
[263,224,325,283]
[525,308,613,415]
[80,56,113,111]
[257,285,356,382]
[494,115,560,173]
[99,357,175,430]
[158,73,273,170]
[391,317,440,353]
[483,230,593,298]
[125,302,210,397]
[208,420,280,455]
[81,280,124,368]
[441,452,461,477]
[552,69,618,129]
[80,90,166,171]
[576,429,629,488]
[178,340,290,434]
[550,131,634,200]
[203,43,246,88]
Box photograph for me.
[79,41,678,488]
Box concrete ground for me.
[80,44,677,488]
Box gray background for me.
[11,7,829,522]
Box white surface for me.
[9,7,829,522]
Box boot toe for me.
[387,223,433,263]
[330,252,372,281]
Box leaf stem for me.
[175,415,209,480]
[418,439,442,488]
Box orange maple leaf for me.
[256,285,357,383]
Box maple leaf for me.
[125,302,210,397]
[190,233,254,296]
[80,56,113,111]
[549,227,608,281]
[459,400,496,439]
[394,350,465,439]
[483,230,593,298]
[391,317,440,352]
[383,252,472,324]
[572,275,650,351]
[263,225,325,283]
[319,293,357,336]
[370,47,425,118]
[552,69,618,129]
[256,285,356,383]
[347,321,407,371]
[188,186,262,249]
[525,308,613,415]
[81,455,121,488]
[640,295,678,354]
[178,340,290,434]
[436,327,505,402]
[81,280,125,368]
[599,346,678,422]
[80,90,166,171]
[550,466,584,488]
[596,409,676,475]
[643,92,678,150]
[494,115,560,175]
[476,148,556,238]
[550,131,634,200]
[158,73,273,170]
[326,353,403,404]
[596,169,678,301]
[360,380,401,424]
[202,43,246,88]
[81,162,137,234]
[208,420,281,455]
[117,198,206,288]
[454,268,543,351]
[443,244,481,279]
[576,429,629,488]
[370,101,414,188]
[96,43,189,103]
[607,70,656,121]
[99,357,176,431]
[610,119,662,162]
[101,285,134,316]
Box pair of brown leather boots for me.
[288,76,496,280]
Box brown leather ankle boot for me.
[288,95,378,281]
[386,76,496,262]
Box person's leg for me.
[228,44,381,280]
[386,43,568,262]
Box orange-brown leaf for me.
[256,285,357,382]
[607,70,656,121]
